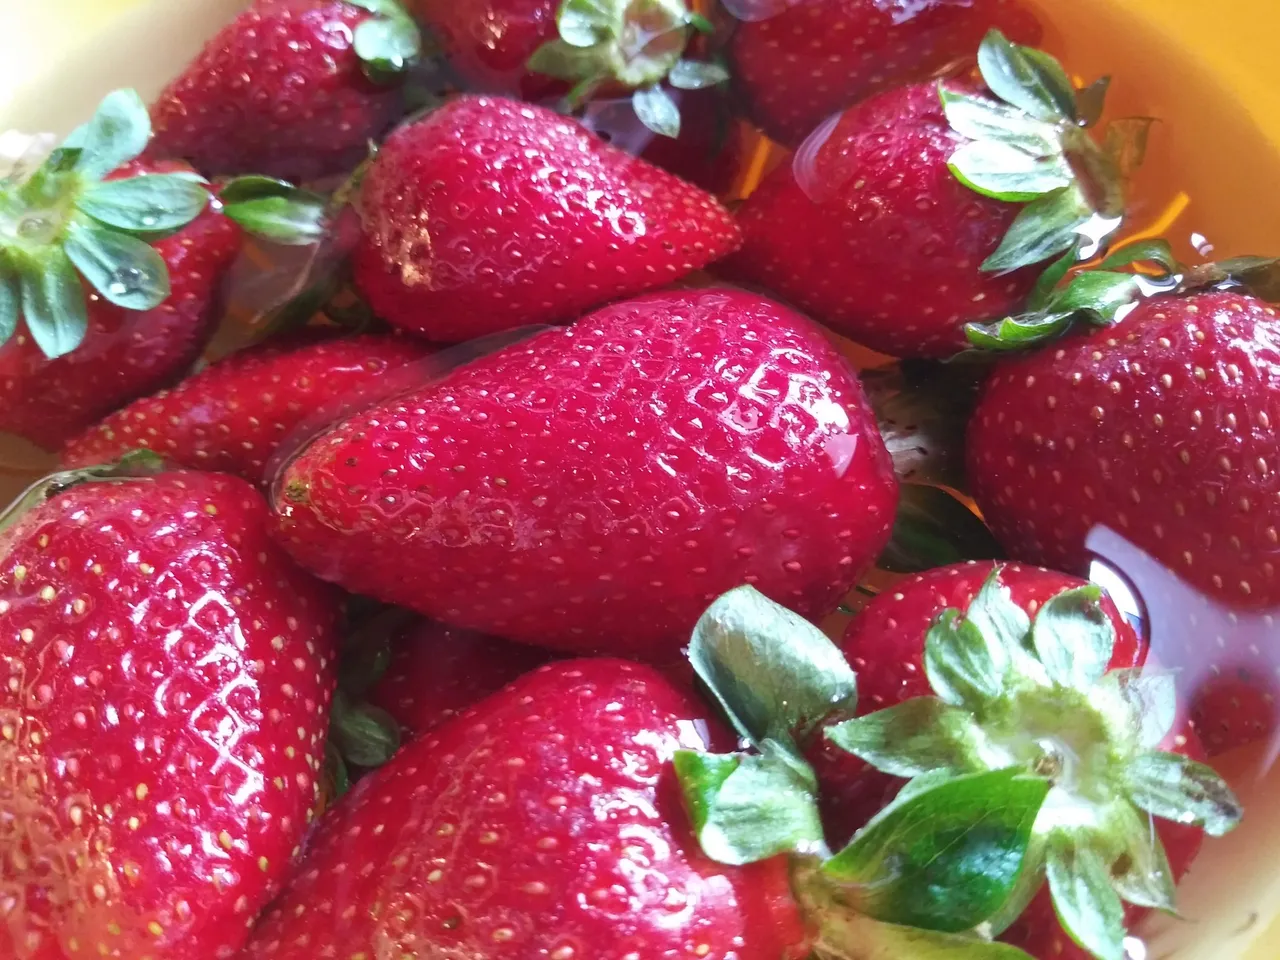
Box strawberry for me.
[368,620,551,737]
[0,91,327,450]
[148,0,421,183]
[673,579,1240,960]
[350,95,741,342]
[726,0,1041,147]
[238,658,811,960]
[718,32,1144,358]
[967,288,1280,753]
[810,560,1145,846]
[0,463,339,960]
[60,334,434,484]
[271,287,898,659]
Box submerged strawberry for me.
[726,0,1041,147]
[368,620,551,737]
[0,464,338,960]
[239,659,811,960]
[0,91,326,449]
[60,334,434,484]
[719,32,1143,358]
[149,0,421,182]
[272,288,898,659]
[351,96,741,342]
[967,287,1280,753]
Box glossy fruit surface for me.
[728,0,1042,146]
[148,0,406,182]
[409,0,559,99]
[0,470,339,960]
[718,81,1036,358]
[0,161,240,450]
[369,620,551,736]
[61,334,434,483]
[273,288,898,659]
[351,96,741,342]
[240,659,811,959]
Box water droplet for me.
[107,265,147,297]
[17,216,51,239]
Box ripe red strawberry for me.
[408,0,560,98]
[148,0,421,182]
[0,161,239,450]
[60,334,434,484]
[368,619,551,736]
[807,560,1145,846]
[0,466,339,960]
[967,290,1280,753]
[272,288,898,659]
[239,659,811,959]
[719,32,1142,358]
[351,96,742,342]
[819,562,1239,960]
[727,0,1041,147]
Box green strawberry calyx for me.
[962,240,1280,351]
[0,90,328,361]
[944,31,1151,336]
[0,450,167,537]
[825,568,1242,960]
[673,586,1045,959]
[344,0,424,83]
[527,0,729,138]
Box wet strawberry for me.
[60,334,434,484]
[0,467,339,960]
[148,0,420,182]
[368,620,551,737]
[967,290,1280,753]
[272,288,898,659]
[726,0,1041,147]
[351,96,741,342]
[719,33,1140,358]
[239,659,811,960]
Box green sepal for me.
[948,140,1074,203]
[668,58,729,90]
[825,697,979,779]
[977,30,1077,124]
[1075,76,1112,128]
[632,85,681,138]
[76,172,211,233]
[965,567,1032,657]
[329,688,402,768]
[674,740,825,866]
[983,833,1047,936]
[324,739,351,801]
[63,219,169,311]
[878,484,1005,575]
[1124,751,1243,837]
[0,271,18,346]
[982,186,1091,274]
[19,250,89,359]
[1180,255,1280,303]
[1110,803,1177,912]
[813,911,1036,960]
[345,0,422,82]
[687,585,857,750]
[1098,668,1178,750]
[823,768,1050,933]
[964,311,1074,352]
[1029,585,1114,691]
[65,88,152,181]
[557,0,615,46]
[926,607,1009,706]
[1103,117,1155,181]
[219,176,328,246]
[1045,837,1127,960]
[1099,238,1179,273]
[1027,247,1078,310]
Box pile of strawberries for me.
[0,1,1275,959]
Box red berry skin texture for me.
[717,81,1037,358]
[0,163,240,451]
[272,289,898,659]
[728,0,1041,148]
[60,335,434,484]
[409,0,560,100]
[968,292,1280,608]
[240,659,812,960]
[350,96,742,343]
[0,472,339,960]
[148,0,405,182]
[808,560,1144,846]
[368,620,552,737]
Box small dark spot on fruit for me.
[345,457,358,467]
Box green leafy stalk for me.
[345,0,424,82]
[527,0,729,138]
